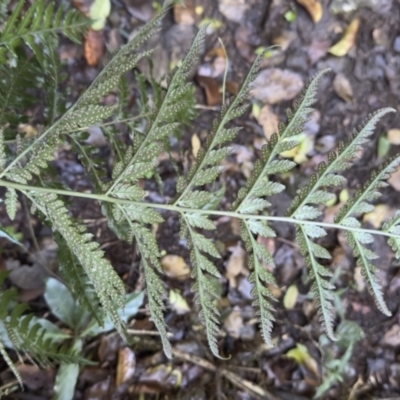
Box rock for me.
[382,324,400,347]
[250,68,304,104]
[218,0,249,23]
[393,36,400,53]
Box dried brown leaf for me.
[328,19,360,57]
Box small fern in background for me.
[0,0,399,393]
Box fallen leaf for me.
[372,28,389,47]
[116,347,136,386]
[256,105,279,140]
[382,324,400,347]
[123,0,153,22]
[173,1,196,25]
[388,167,400,191]
[296,0,323,23]
[224,307,243,338]
[307,40,331,64]
[196,75,221,106]
[161,255,190,280]
[387,129,400,145]
[362,204,391,228]
[169,289,191,314]
[195,6,204,15]
[287,343,320,378]
[85,376,113,398]
[251,68,304,104]
[84,29,105,67]
[89,0,111,30]
[280,133,314,164]
[18,124,38,138]
[272,31,297,51]
[191,133,201,158]
[283,284,299,309]
[218,0,249,23]
[17,365,55,391]
[226,81,239,95]
[333,73,353,102]
[377,134,391,158]
[225,243,247,288]
[85,126,107,147]
[354,266,366,292]
[328,19,360,57]
[284,10,297,22]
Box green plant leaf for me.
[52,339,82,400]
[82,291,144,337]
[44,277,88,330]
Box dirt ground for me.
[1,0,400,399]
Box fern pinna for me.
[0,0,400,387]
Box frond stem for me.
[0,22,88,47]
[1,179,399,240]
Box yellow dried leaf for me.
[89,0,111,31]
[18,124,38,138]
[328,19,360,57]
[225,243,247,288]
[283,284,298,309]
[339,189,349,203]
[161,255,190,279]
[223,307,243,339]
[116,347,136,386]
[363,204,391,228]
[388,168,400,191]
[280,134,314,164]
[191,133,201,158]
[169,289,190,314]
[296,0,323,23]
[256,105,279,140]
[387,129,400,145]
[287,343,320,377]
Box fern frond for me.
[242,221,276,344]
[0,6,165,184]
[225,70,330,345]
[334,157,400,315]
[0,272,87,387]
[0,0,86,62]
[175,53,264,204]
[171,54,265,355]
[5,187,17,220]
[232,69,330,213]
[287,108,395,220]
[55,234,104,325]
[0,54,40,127]
[297,226,337,340]
[131,222,172,358]
[181,215,224,358]
[26,192,128,339]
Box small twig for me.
[217,37,229,106]
[0,379,19,395]
[194,104,220,111]
[172,349,280,400]
[127,329,173,338]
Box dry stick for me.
[172,349,280,400]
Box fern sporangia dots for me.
[1,0,400,386]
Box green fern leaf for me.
[334,157,400,315]
[0,0,87,62]
[55,234,104,325]
[5,187,17,220]
[29,192,127,339]
[383,211,400,260]
[297,226,336,340]
[242,221,276,344]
